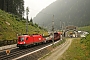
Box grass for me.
[78,26,90,33]
[0,9,48,40]
[58,37,90,60]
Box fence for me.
[0,39,17,47]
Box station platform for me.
[0,44,17,51]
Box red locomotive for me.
[17,34,45,48]
[17,32,61,48]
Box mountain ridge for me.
[33,0,90,30]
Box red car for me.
[54,32,60,40]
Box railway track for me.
[0,42,52,60]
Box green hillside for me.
[59,38,90,60]
[78,26,90,33]
[0,9,47,40]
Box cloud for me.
[24,0,56,19]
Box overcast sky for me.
[24,0,56,19]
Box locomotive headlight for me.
[24,42,25,44]
[18,42,19,44]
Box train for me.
[17,32,61,48]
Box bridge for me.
[63,25,78,38]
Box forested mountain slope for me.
[34,0,90,29]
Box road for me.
[41,38,72,60]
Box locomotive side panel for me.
[25,36,34,45]
[33,35,43,43]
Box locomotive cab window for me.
[20,37,24,42]
[26,37,28,40]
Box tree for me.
[29,17,33,26]
[30,17,33,23]
[0,0,24,18]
